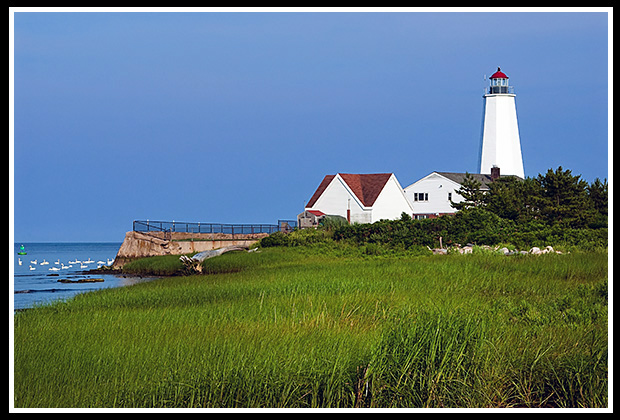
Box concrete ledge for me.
[112,231,268,268]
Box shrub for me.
[260,231,291,248]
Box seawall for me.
[113,230,268,268]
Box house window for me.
[448,192,452,201]
[414,193,428,202]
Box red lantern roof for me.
[490,67,508,79]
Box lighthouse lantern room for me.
[488,68,514,94]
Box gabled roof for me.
[427,172,522,190]
[435,172,495,189]
[339,173,392,207]
[305,175,335,208]
[306,173,393,208]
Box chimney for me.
[491,166,500,182]
[347,198,351,223]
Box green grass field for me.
[13,247,608,408]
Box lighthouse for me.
[478,67,525,178]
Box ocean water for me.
[13,242,154,311]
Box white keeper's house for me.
[299,173,413,226]
[403,169,505,219]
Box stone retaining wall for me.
[112,231,268,268]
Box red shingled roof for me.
[306,173,392,208]
[305,175,335,208]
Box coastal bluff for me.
[112,230,268,268]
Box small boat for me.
[49,266,60,271]
[40,259,49,265]
[18,245,27,255]
[80,263,88,269]
[18,258,22,266]
[29,265,35,271]
[84,258,94,264]
[30,259,37,265]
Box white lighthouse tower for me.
[478,67,525,178]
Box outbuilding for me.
[297,210,326,229]
[303,173,413,224]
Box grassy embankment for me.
[14,245,608,408]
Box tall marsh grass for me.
[13,248,608,408]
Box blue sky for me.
[10,9,610,242]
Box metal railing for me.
[485,86,515,95]
[133,220,296,236]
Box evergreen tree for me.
[587,177,608,228]
[485,176,520,221]
[588,178,608,216]
[535,166,596,228]
[450,172,486,211]
[485,176,541,223]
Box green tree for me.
[587,177,608,228]
[450,172,486,211]
[535,166,596,228]
[588,178,608,216]
[485,176,541,223]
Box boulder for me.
[460,246,473,254]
